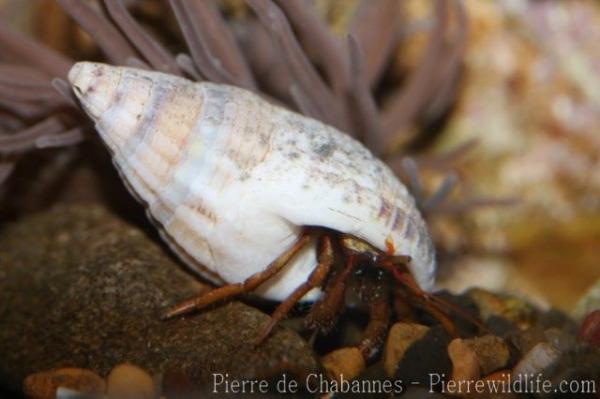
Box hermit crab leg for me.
[418,296,458,337]
[163,234,311,319]
[382,260,486,335]
[357,292,391,361]
[304,253,355,334]
[256,235,334,344]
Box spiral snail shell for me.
[68,62,436,301]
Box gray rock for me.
[543,344,600,394]
[0,205,318,393]
[513,342,560,377]
[544,328,577,353]
[463,334,511,375]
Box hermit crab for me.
[69,61,464,362]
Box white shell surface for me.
[68,62,436,301]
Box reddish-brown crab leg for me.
[382,259,486,335]
[163,234,311,319]
[381,259,459,336]
[419,298,459,337]
[357,293,391,361]
[304,253,355,333]
[255,236,334,344]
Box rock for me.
[482,369,511,383]
[401,387,445,398]
[463,335,510,375]
[334,363,390,399]
[107,364,155,399]
[394,326,452,388]
[56,387,104,399]
[578,310,600,347]
[544,328,577,353]
[161,370,197,398]
[509,326,548,356]
[484,316,519,339]
[573,279,600,320]
[481,370,513,398]
[0,206,318,393]
[321,347,365,382]
[23,368,105,399]
[448,338,480,384]
[513,342,560,377]
[537,308,578,333]
[383,323,429,377]
[542,344,600,389]
[466,289,536,329]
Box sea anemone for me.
[0,0,486,221]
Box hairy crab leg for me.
[255,235,334,344]
[418,296,458,337]
[381,260,458,335]
[304,253,355,334]
[357,293,391,361]
[163,234,311,319]
[381,259,486,335]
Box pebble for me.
[573,279,600,320]
[448,338,480,383]
[383,323,429,377]
[321,347,365,382]
[509,326,547,356]
[577,309,600,347]
[544,327,577,352]
[483,369,511,383]
[393,326,452,386]
[56,387,103,399]
[481,370,513,397]
[537,308,578,332]
[485,315,519,338]
[107,363,155,399]
[541,345,600,387]
[464,334,511,375]
[467,288,535,329]
[23,368,105,399]
[513,342,560,376]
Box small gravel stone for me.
[23,368,105,399]
[544,327,577,352]
[537,308,578,332]
[448,338,480,383]
[464,335,511,375]
[542,344,600,388]
[402,387,445,398]
[107,364,155,399]
[481,370,513,397]
[509,326,547,356]
[394,326,452,387]
[467,288,536,329]
[483,369,511,383]
[383,323,429,377]
[573,279,600,320]
[513,342,560,376]
[321,347,365,382]
[578,310,600,347]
